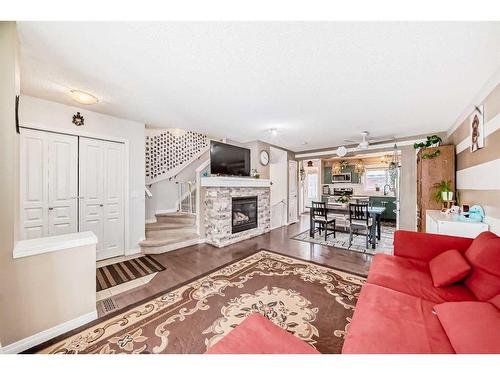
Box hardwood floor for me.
[97,214,372,317]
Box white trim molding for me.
[13,231,98,259]
[0,310,97,354]
[294,138,425,159]
[201,176,272,188]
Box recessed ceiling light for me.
[268,128,278,135]
[68,90,98,105]
[301,141,308,145]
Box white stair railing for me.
[177,181,196,214]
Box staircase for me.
[140,212,200,254]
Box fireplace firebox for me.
[232,196,258,234]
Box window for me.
[364,169,388,191]
[306,173,318,199]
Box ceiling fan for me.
[334,131,395,157]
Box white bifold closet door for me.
[79,137,125,260]
[20,129,78,239]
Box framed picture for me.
[470,105,484,152]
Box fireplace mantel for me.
[201,176,271,188]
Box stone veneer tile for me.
[204,186,271,247]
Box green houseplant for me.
[336,193,351,205]
[433,180,453,203]
[414,135,442,159]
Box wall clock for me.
[260,150,270,166]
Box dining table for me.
[306,203,386,249]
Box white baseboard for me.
[1,310,97,354]
[125,246,142,256]
[145,218,157,224]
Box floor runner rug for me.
[291,223,396,255]
[35,250,365,354]
[96,256,166,292]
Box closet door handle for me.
[48,207,54,211]
[99,204,104,207]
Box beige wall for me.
[399,145,417,230]
[0,22,96,350]
[448,83,500,234]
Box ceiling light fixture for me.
[268,128,278,135]
[68,90,98,105]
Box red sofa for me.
[342,230,500,354]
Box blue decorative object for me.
[456,205,485,223]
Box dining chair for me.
[348,203,374,250]
[311,201,336,241]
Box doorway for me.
[300,159,320,213]
[269,147,288,229]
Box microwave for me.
[332,173,351,183]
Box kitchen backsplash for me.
[323,183,395,197]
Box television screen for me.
[210,141,251,176]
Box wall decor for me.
[259,150,270,166]
[145,128,209,184]
[470,105,484,152]
[72,112,84,126]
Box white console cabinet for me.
[425,210,489,238]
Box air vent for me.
[100,298,118,313]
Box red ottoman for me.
[205,313,320,354]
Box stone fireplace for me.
[232,196,258,234]
[201,177,271,248]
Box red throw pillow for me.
[435,301,500,354]
[429,249,471,287]
[463,231,500,301]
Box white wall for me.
[146,150,209,221]
[19,95,146,251]
[399,145,417,231]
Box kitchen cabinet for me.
[323,165,360,184]
[369,196,396,221]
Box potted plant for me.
[433,180,454,203]
[414,135,443,159]
[251,169,260,179]
[336,193,351,207]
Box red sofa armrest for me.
[393,230,473,262]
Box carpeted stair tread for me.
[140,232,200,247]
[145,222,192,231]
[155,212,196,225]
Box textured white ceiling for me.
[18,22,500,151]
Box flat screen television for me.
[210,140,251,177]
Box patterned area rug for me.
[292,223,395,255]
[96,256,166,291]
[33,250,365,354]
